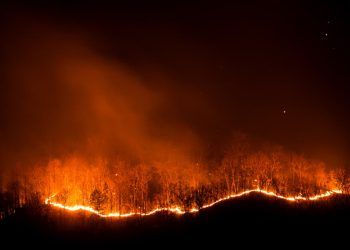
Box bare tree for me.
[89,188,107,212]
[193,185,209,209]
[333,168,349,193]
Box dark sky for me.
[1,1,350,167]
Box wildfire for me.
[45,188,342,218]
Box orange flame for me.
[45,189,342,218]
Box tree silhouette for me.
[89,188,107,212]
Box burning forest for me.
[1,1,350,247]
[0,138,348,219]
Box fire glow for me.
[45,188,342,218]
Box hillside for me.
[1,191,350,248]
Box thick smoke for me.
[0,13,203,170]
[0,6,347,173]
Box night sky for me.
[1,1,350,168]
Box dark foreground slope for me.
[1,192,350,248]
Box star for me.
[320,32,329,40]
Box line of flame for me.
[45,189,343,218]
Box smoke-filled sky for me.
[1,1,350,168]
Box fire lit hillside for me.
[1,1,350,247]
